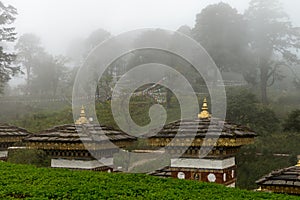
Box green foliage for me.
[251,105,280,134]
[12,96,180,133]
[0,162,297,199]
[96,96,181,130]
[0,1,18,93]
[255,132,300,155]
[14,108,73,133]
[226,88,258,125]
[237,131,300,189]
[237,147,295,190]
[8,89,298,191]
[277,93,300,105]
[245,0,300,104]
[85,28,110,51]
[7,149,50,167]
[192,2,249,73]
[15,33,42,91]
[283,109,300,132]
[15,34,70,96]
[226,88,279,134]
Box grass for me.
[13,96,181,133]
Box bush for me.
[7,149,50,167]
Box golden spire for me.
[198,97,211,119]
[296,160,300,167]
[296,155,300,167]
[75,105,89,125]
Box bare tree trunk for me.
[26,66,31,95]
[166,88,172,108]
[260,64,269,105]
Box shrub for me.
[7,148,50,167]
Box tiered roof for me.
[24,124,136,146]
[256,163,300,194]
[148,167,171,178]
[150,99,257,146]
[0,124,30,138]
[26,105,135,144]
[149,118,257,139]
[0,124,31,158]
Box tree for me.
[15,33,43,94]
[85,28,110,52]
[15,33,69,96]
[245,0,300,104]
[226,88,279,134]
[0,1,18,93]
[66,28,111,65]
[177,25,192,37]
[192,3,250,74]
[283,109,300,132]
[126,29,206,106]
[29,53,68,96]
[66,28,113,99]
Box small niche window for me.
[177,172,185,179]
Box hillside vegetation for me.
[0,162,297,200]
[9,89,300,190]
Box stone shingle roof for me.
[0,124,30,137]
[256,165,300,187]
[24,124,136,143]
[148,167,172,178]
[147,118,257,139]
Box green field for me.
[0,162,298,200]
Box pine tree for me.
[0,1,18,93]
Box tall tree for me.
[15,33,69,96]
[192,3,250,73]
[85,28,111,52]
[0,1,18,93]
[66,28,112,99]
[245,0,300,104]
[66,28,111,65]
[15,33,43,94]
[177,25,192,37]
[30,53,68,96]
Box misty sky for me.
[3,0,300,55]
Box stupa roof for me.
[256,165,300,187]
[0,124,31,137]
[24,124,136,143]
[146,98,257,149]
[147,98,256,139]
[148,118,257,139]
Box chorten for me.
[75,106,89,125]
[148,98,257,187]
[256,157,300,195]
[24,106,136,171]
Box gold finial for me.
[75,105,89,125]
[296,155,300,167]
[198,97,211,119]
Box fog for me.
[3,0,300,55]
[1,0,300,99]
